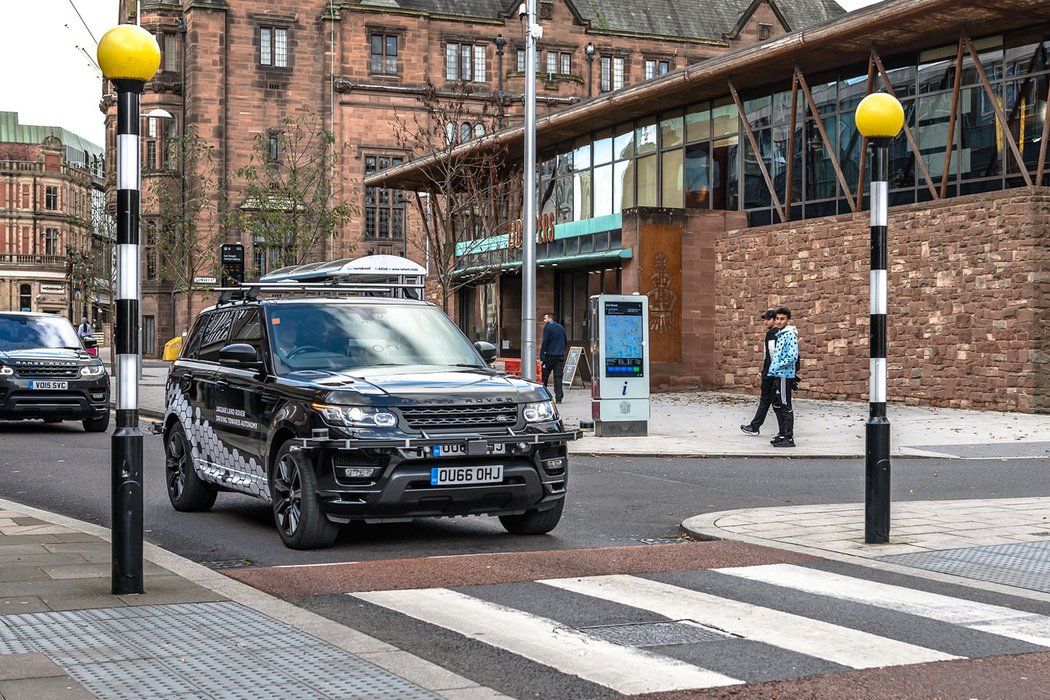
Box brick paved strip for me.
[622,650,1050,699]
[225,541,819,597]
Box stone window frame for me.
[42,228,60,256]
[44,185,58,210]
[644,58,671,80]
[599,54,628,92]
[369,30,401,77]
[363,153,406,241]
[259,25,290,68]
[445,40,487,83]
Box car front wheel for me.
[82,412,110,432]
[165,422,217,512]
[270,442,339,550]
[499,499,564,535]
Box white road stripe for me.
[541,574,958,669]
[717,563,1050,647]
[352,588,741,694]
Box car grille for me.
[13,363,80,378]
[400,403,518,430]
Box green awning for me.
[452,248,632,279]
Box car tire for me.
[499,498,564,535]
[270,442,339,550]
[82,412,110,432]
[164,422,217,512]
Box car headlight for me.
[312,403,397,428]
[0,365,12,377]
[523,400,556,423]
[80,364,106,377]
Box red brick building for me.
[107,0,844,355]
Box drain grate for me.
[0,601,437,699]
[902,441,1050,459]
[879,540,1050,593]
[581,620,734,647]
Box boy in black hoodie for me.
[740,309,778,436]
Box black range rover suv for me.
[0,312,110,431]
[163,262,578,549]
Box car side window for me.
[197,309,237,363]
[230,308,262,355]
[181,315,208,360]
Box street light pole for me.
[584,42,595,98]
[98,24,161,595]
[521,0,540,381]
[855,92,904,545]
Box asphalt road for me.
[1,418,1048,568]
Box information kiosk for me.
[589,294,650,436]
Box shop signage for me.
[507,212,557,249]
[194,276,217,285]
[39,284,66,294]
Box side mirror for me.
[82,336,97,349]
[474,340,498,363]
[219,342,262,367]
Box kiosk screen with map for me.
[603,301,644,377]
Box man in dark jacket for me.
[741,309,778,436]
[539,312,567,403]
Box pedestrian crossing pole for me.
[855,93,904,545]
[98,25,161,594]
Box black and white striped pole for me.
[855,93,904,545]
[98,26,160,594]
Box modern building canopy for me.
[366,0,1050,191]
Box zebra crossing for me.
[348,561,1050,697]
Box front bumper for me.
[292,429,581,523]
[0,377,110,421]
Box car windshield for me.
[267,303,484,373]
[0,315,83,351]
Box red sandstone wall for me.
[714,190,1050,413]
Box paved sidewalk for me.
[127,359,1050,460]
[0,497,504,700]
[684,497,1050,602]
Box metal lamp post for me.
[854,92,904,545]
[521,0,540,380]
[97,24,161,595]
[584,42,595,98]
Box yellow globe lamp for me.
[97,25,161,82]
[855,93,904,139]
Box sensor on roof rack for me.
[217,254,427,301]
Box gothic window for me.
[446,42,486,82]
[370,33,398,75]
[45,186,58,210]
[260,26,288,68]
[364,155,405,241]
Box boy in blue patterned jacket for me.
[768,307,799,447]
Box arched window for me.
[18,284,31,312]
[474,123,486,139]
[445,122,456,146]
[461,122,472,143]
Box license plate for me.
[29,381,67,390]
[432,443,506,457]
[430,465,504,486]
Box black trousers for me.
[772,376,794,439]
[541,355,565,401]
[747,375,777,429]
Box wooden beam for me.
[729,81,785,222]
[795,67,856,212]
[963,34,1032,187]
[872,53,939,199]
[856,52,876,205]
[1037,77,1050,185]
[940,38,965,198]
[785,73,798,221]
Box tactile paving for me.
[580,619,734,647]
[880,540,1050,592]
[0,600,437,699]
[902,441,1050,459]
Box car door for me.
[211,307,269,498]
[191,307,238,482]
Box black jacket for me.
[540,321,567,360]
[761,327,777,375]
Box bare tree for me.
[393,77,521,312]
[151,125,221,323]
[230,109,356,271]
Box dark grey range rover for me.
[162,258,579,549]
[0,312,110,432]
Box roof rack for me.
[215,255,427,303]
